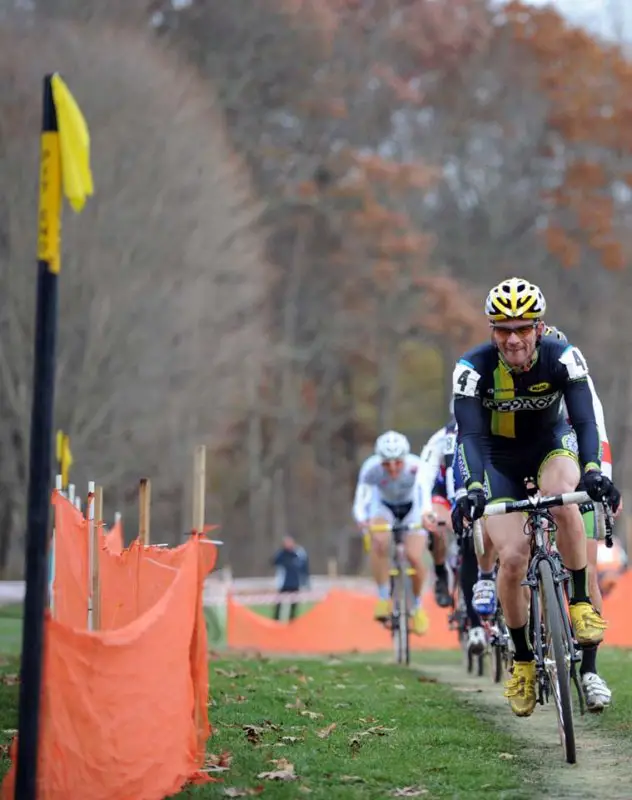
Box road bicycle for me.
[367,521,425,665]
[473,489,614,764]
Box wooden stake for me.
[91,485,103,630]
[139,478,151,546]
[192,445,206,534]
[87,481,95,630]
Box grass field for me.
[0,652,535,799]
[1,604,630,798]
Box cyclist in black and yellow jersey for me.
[451,277,622,718]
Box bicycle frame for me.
[481,489,614,763]
[366,520,424,664]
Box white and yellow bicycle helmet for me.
[485,277,546,322]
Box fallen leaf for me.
[498,752,516,760]
[280,736,301,744]
[359,725,396,737]
[257,769,297,782]
[341,775,365,783]
[359,716,377,723]
[223,787,264,797]
[316,723,336,739]
[206,752,233,769]
[334,702,351,708]
[280,665,302,674]
[242,725,264,744]
[0,675,19,686]
[334,683,347,689]
[394,683,406,690]
[270,758,293,770]
[215,668,247,678]
[298,786,312,794]
[348,735,362,750]
[390,787,429,797]
[285,697,305,709]
[300,710,323,720]
[417,675,437,684]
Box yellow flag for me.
[50,73,94,213]
[56,430,73,489]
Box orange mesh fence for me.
[51,492,89,628]
[2,495,217,800]
[227,576,632,654]
[227,588,458,653]
[602,570,632,647]
[104,518,123,555]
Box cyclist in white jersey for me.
[353,430,434,635]
[471,325,619,710]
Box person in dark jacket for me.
[272,536,310,621]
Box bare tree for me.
[0,14,272,573]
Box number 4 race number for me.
[560,346,589,380]
[452,362,481,398]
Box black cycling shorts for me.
[382,501,413,522]
[483,422,579,503]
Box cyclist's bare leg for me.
[404,533,427,602]
[538,455,586,569]
[430,502,452,607]
[369,517,391,589]
[430,502,449,566]
[485,514,531,631]
[477,520,497,574]
[539,455,606,644]
[587,539,602,613]
[405,532,430,634]
[581,536,611,709]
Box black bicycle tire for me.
[539,559,576,764]
[493,643,503,683]
[402,571,411,666]
[392,572,404,664]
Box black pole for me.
[15,74,60,800]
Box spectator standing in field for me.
[272,536,310,621]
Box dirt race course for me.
[418,658,631,800]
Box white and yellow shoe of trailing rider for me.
[581,672,612,712]
[467,626,487,656]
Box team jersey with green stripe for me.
[452,336,601,488]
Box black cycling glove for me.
[583,469,621,513]
[453,485,487,539]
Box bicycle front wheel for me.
[539,559,576,764]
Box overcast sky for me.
[523,0,632,42]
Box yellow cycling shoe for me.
[374,598,392,621]
[504,660,537,717]
[570,602,607,646]
[411,607,429,636]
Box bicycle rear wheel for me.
[539,559,576,764]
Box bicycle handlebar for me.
[470,490,615,557]
[367,521,440,534]
[482,490,591,517]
